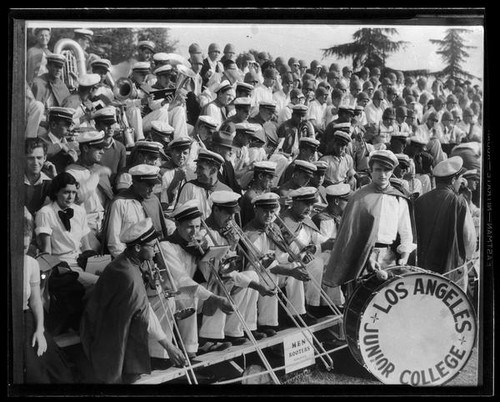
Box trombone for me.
[145,256,198,384]
[195,220,282,384]
[272,213,343,317]
[216,218,335,371]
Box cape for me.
[323,182,407,287]
[79,252,150,383]
[414,185,468,274]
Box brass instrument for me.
[168,64,197,111]
[272,213,342,317]
[54,38,87,92]
[219,218,335,370]
[113,77,138,101]
[191,221,282,384]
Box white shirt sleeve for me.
[396,197,417,254]
[463,202,477,259]
[147,303,167,341]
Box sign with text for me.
[283,331,315,374]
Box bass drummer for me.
[323,150,416,299]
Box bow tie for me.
[58,208,74,231]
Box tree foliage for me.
[429,29,477,81]
[321,28,408,71]
[28,27,178,65]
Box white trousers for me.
[125,105,145,141]
[148,294,176,359]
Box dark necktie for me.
[58,208,74,231]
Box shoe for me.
[248,330,266,340]
[258,326,278,337]
[281,314,317,328]
[299,313,318,327]
[306,305,332,318]
[187,352,197,360]
[198,340,232,355]
[224,335,247,346]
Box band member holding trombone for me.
[80,217,186,384]
[160,200,234,358]
[198,191,275,346]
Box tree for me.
[321,28,408,71]
[429,29,477,81]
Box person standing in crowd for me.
[200,43,224,88]
[307,86,329,135]
[80,218,186,384]
[91,58,115,103]
[38,107,79,175]
[176,149,232,219]
[160,137,195,213]
[279,137,319,186]
[414,156,476,274]
[62,73,101,130]
[319,130,356,188]
[239,161,277,226]
[26,28,52,85]
[34,172,99,291]
[201,80,235,127]
[94,106,127,189]
[159,200,234,358]
[323,150,415,298]
[24,138,55,218]
[209,130,242,195]
[23,209,75,383]
[102,164,170,257]
[31,54,71,111]
[199,191,274,346]
[250,68,277,117]
[364,89,386,127]
[65,131,111,248]
[220,97,252,134]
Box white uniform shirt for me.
[320,154,355,184]
[35,201,90,261]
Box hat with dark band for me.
[132,62,151,73]
[313,161,328,175]
[463,169,480,181]
[233,97,252,107]
[293,160,317,176]
[133,140,164,156]
[48,106,75,123]
[46,54,66,66]
[74,28,94,40]
[338,105,355,115]
[151,121,175,137]
[120,217,159,246]
[395,153,411,168]
[289,187,318,204]
[333,130,352,145]
[299,137,320,150]
[235,122,261,137]
[292,104,308,116]
[78,73,101,87]
[154,64,173,76]
[172,200,203,222]
[252,192,281,209]
[77,130,106,147]
[259,101,277,112]
[91,58,111,71]
[409,136,428,146]
[195,149,225,167]
[137,40,155,52]
[369,150,399,170]
[210,191,241,213]
[168,137,193,151]
[129,164,161,184]
[92,106,116,124]
[198,115,220,130]
[432,156,465,178]
[235,82,254,94]
[254,161,277,176]
[325,183,351,199]
[215,80,233,93]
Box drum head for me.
[347,268,477,386]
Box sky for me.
[26,20,484,82]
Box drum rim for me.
[343,265,478,385]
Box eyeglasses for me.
[142,242,159,252]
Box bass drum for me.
[343,266,477,386]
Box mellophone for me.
[343,265,477,386]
